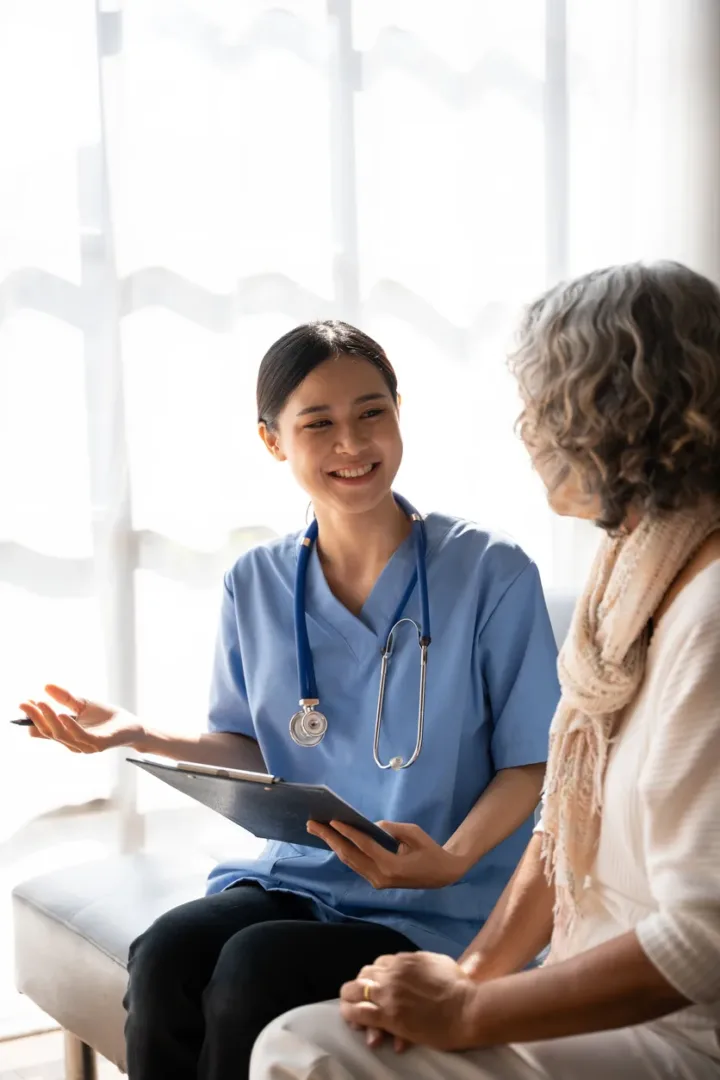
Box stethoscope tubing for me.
[291,494,431,768]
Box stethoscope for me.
[289,494,431,771]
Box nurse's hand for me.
[339,951,479,1051]
[17,686,142,753]
[305,819,464,889]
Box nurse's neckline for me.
[306,496,419,618]
[307,495,415,565]
[293,508,450,560]
[298,502,432,554]
[306,494,423,622]
[315,511,413,568]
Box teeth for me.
[334,464,374,479]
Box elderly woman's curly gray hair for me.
[509,261,720,531]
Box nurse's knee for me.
[250,1003,348,1080]
[203,920,292,1029]
[126,900,207,1001]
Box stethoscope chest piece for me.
[289,702,328,747]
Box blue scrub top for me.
[206,511,560,958]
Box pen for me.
[11,715,77,726]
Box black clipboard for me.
[127,756,399,854]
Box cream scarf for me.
[541,505,720,954]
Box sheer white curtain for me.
[4,0,712,836]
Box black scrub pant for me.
[123,882,416,1080]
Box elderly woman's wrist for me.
[458,945,519,983]
[452,978,492,1049]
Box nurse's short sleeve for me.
[479,561,559,770]
[207,571,255,738]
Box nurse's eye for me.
[361,408,385,419]
[304,418,332,430]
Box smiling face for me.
[259,353,403,517]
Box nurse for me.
[18,319,560,1080]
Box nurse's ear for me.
[258,422,287,462]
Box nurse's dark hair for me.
[256,320,398,429]
[509,260,720,532]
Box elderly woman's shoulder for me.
[653,537,720,658]
[655,531,720,628]
[686,529,720,582]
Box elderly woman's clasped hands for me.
[340,950,482,1052]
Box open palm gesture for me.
[19,685,142,754]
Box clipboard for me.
[127,756,399,854]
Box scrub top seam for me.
[476,558,537,641]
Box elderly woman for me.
[249,261,720,1080]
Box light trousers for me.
[250,1001,719,1080]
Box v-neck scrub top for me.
[206,511,560,958]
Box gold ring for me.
[363,981,374,1003]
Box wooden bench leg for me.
[64,1030,98,1080]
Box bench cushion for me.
[12,853,211,1070]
